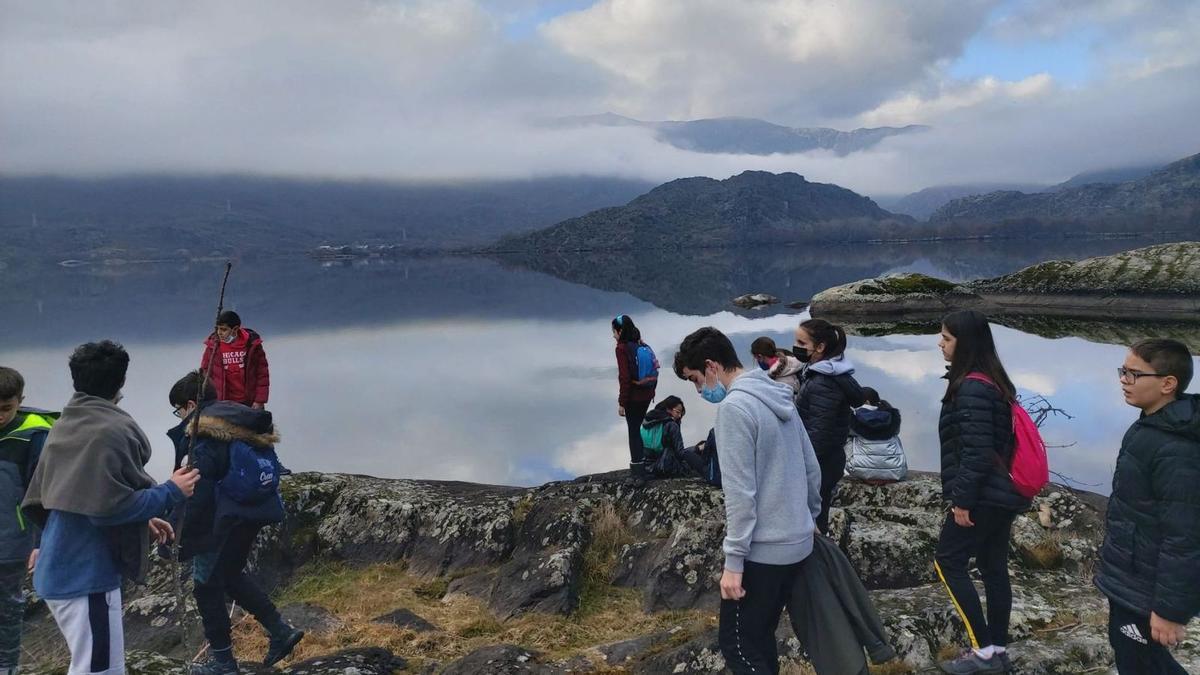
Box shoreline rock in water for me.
[809,241,1200,323]
[20,470,1200,673]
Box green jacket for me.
[0,409,56,564]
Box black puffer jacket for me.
[938,377,1028,512]
[796,358,865,458]
[1094,394,1200,625]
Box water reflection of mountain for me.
[842,317,1200,354]
[0,257,630,350]
[495,237,1181,316]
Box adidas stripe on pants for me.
[46,589,125,675]
[1108,600,1188,675]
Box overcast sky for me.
[2,0,1198,194]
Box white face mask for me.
[221,332,237,344]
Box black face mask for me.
[792,345,811,363]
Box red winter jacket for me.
[616,341,656,408]
[201,328,270,407]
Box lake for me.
[2,238,1196,495]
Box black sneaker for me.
[939,650,1005,674]
[263,627,304,667]
[997,651,1013,673]
[191,657,239,675]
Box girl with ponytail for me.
[793,318,865,532]
[612,315,658,483]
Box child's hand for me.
[148,518,174,545]
[1150,612,1186,647]
[170,466,201,497]
[27,548,38,572]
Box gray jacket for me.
[716,370,822,573]
[789,536,896,673]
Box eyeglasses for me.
[172,407,187,419]
[1117,366,1168,383]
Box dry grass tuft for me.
[578,501,636,615]
[779,661,816,675]
[1024,530,1065,569]
[869,658,916,674]
[231,555,711,670]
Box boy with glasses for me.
[1095,338,1199,674]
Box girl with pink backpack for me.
[933,310,1047,675]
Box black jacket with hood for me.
[641,409,685,457]
[796,356,865,458]
[1094,394,1200,625]
[167,401,285,559]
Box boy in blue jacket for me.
[22,342,198,675]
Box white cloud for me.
[541,0,996,122]
[854,348,946,384]
[1,0,1198,196]
[1011,371,1059,396]
[858,74,1055,127]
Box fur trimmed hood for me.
[189,415,279,448]
[184,401,279,448]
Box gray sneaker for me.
[939,650,1005,674]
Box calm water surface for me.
[2,239,1196,495]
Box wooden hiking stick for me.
[174,261,234,661]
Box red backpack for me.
[965,373,1049,499]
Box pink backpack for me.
[965,373,1049,499]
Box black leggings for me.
[815,450,846,533]
[718,560,803,675]
[623,399,651,466]
[193,522,283,652]
[934,507,1016,648]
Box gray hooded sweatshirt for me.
[717,369,823,573]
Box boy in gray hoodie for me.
[674,327,823,675]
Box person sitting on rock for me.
[845,387,907,484]
[750,337,803,403]
[1095,338,1198,675]
[168,371,303,675]
[640,396,690,479]
[674,327,822,675]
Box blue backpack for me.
[219,440,281,505]
[628,342,659,388]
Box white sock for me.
[974,645,996,659]
[993,646,1007,654]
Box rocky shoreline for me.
[808,241,1200,323]
[20,470,1200,674]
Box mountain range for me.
[877,162,1167,220]
[549,113,927,156]
[930,152,1199,228]
[0,174,653,262]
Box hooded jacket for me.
[201,327,270,407]
[938,377,1027,512]
[640,408,685,457]
[796,356,866,458]
[1095,394,1200,625]
[766,351,804,402]
[0,408,56,563]
[168,401,285,559]
[847,404,907,483]
[717,369,823,573]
